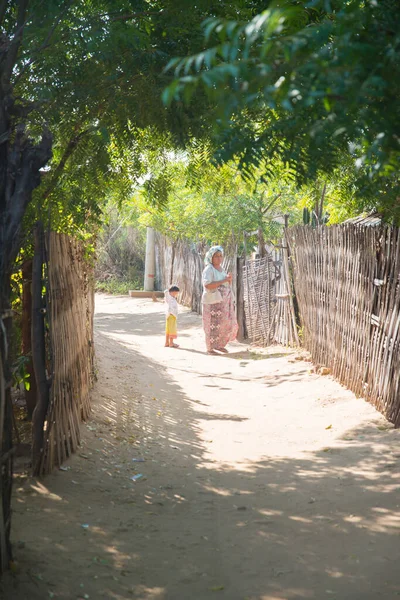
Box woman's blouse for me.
[202,265,227,286]
[202,265,228,304]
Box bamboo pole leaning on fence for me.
[274,238,300,347]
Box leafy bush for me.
[95,277,143,296]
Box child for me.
[164,285,180,348]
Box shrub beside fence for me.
[290,224,400,427]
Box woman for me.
[202,246,238,355]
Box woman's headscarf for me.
[204,245,224,266]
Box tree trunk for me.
[21,259,37,419]
[169,241,175,286]
[0,279,14,571]
[257,227,266,258]
[0,2,53,571]
[31,223,50,475]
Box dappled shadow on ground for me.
[262,369,309,387]
[224,350,292,361]
[95,307,199,339]
[95,311,166,338]
[2,316,400,600]
[176,348,295,363]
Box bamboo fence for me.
[243,255,276,345]
[271,244,300,347]
[38,233,95,474]
[290,224,400,427]
[156,236,204,313]
[242,246,299,347]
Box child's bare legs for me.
[169,336,179,348]
[165,334,179,348]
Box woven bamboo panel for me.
[243,256,275,346]
[290,224,400,427]
[242,249,299,347]
[39,233,95,474]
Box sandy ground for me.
[1,294,400,600]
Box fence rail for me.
[290,224,400,427]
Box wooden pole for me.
[144,227,155,291]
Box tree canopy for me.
[2,0,399,264]
[10,0,271,238]
[164,0,400,221]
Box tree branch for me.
[10,99,47,118]
[3,0,29,84]
[0,0,8,28]
[319,181,327,219]
[49,9,162,41]
[98,10,160,23]
[14,0,72,85]
[262,193,281,215]
[4,127,52,268]
[8,128,52,215]
[41,126,93,203]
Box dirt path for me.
[2,294,400,600]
